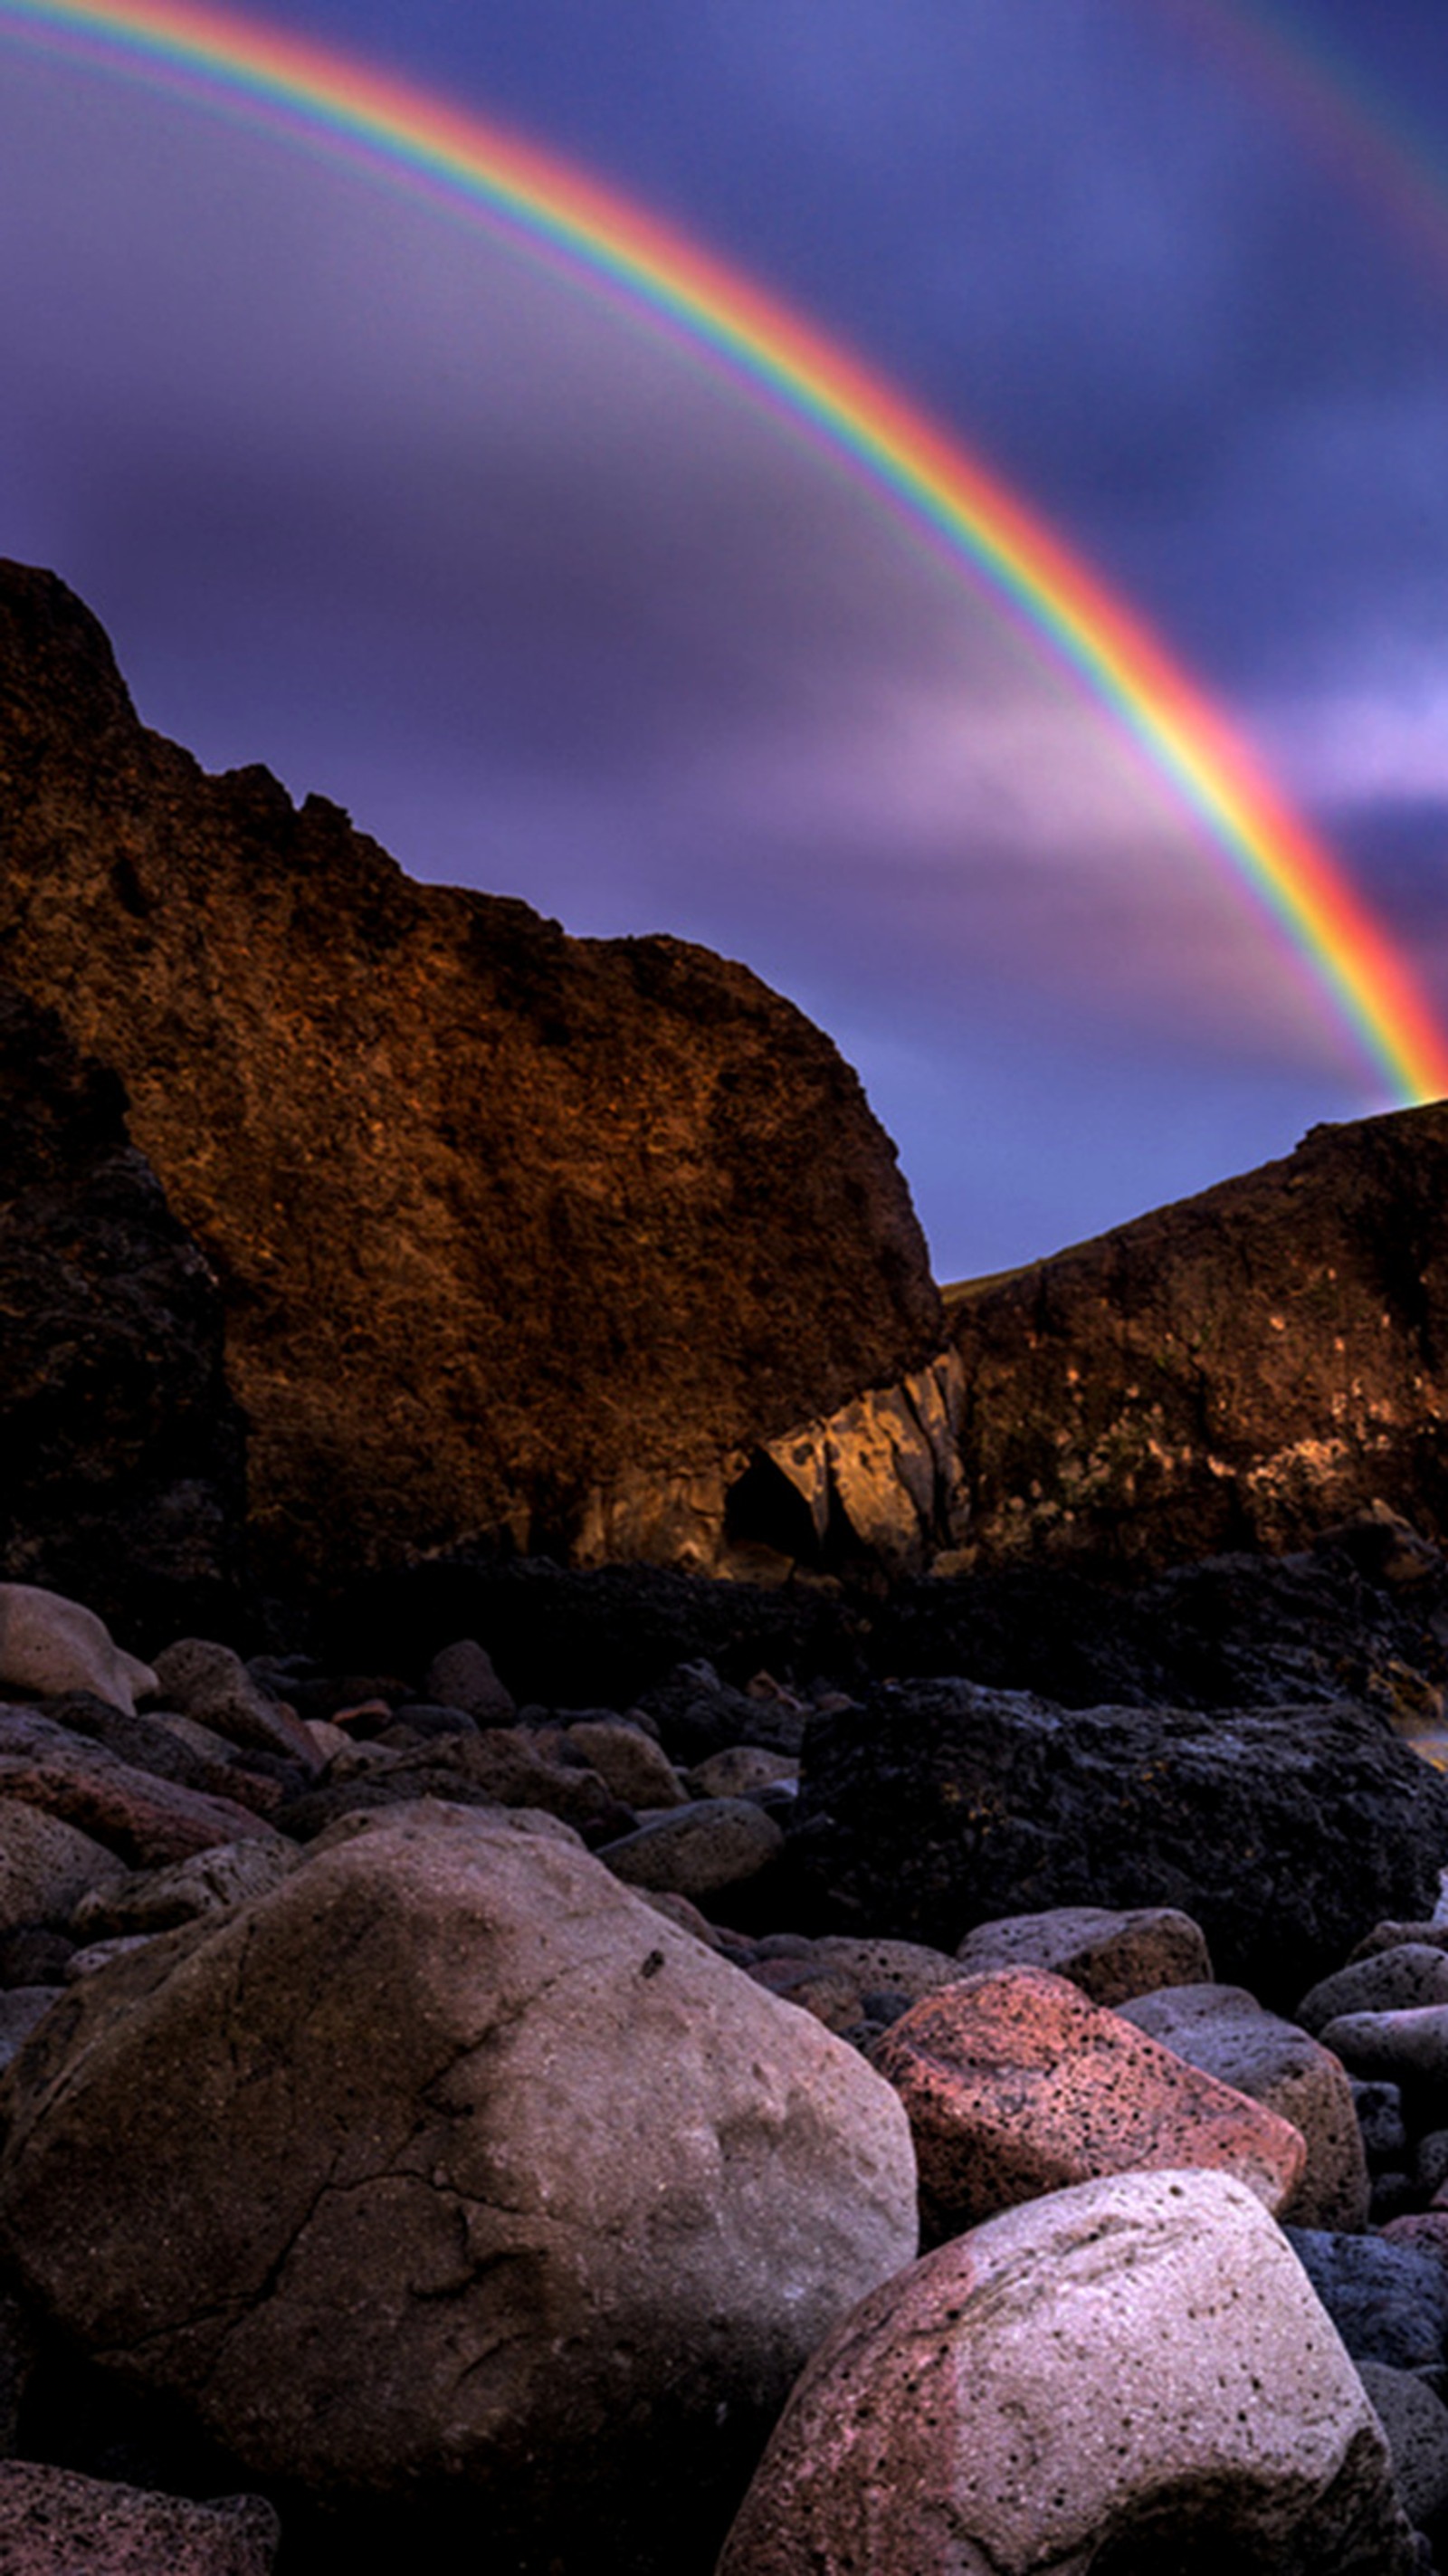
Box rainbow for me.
[5,0,1447,1100]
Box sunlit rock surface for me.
[0,560,938,1593]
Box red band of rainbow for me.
[6,0,1447,1099]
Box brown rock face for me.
[0,561,938,1589]
[948,1103,1448,1569]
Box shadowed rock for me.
[0,984,243,1642]
[948,1110,1448,1570]
[790,1680,1448,2008]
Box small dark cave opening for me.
[724,1452,823,1568]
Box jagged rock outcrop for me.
[0,561,939,1592]
[948,1104,1448,1571]
[0,981,244,1640]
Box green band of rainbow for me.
[5,0,1447,1099]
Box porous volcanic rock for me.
[0,560,939,1592]
[789,1680,1448,2008]
[0,979,243,1641]
[717,2170,1419,2576]
[947,1108,1448,1570]
[0,2464,280,2576]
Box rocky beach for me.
[7,559,1448,2570]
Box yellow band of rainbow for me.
[6,0,1447,1099]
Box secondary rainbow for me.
[5,0,1447,1100]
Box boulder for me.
[0,2464,279,2574]
[597,1798,784,1900]
[1286,2229,1448,2375]
[686,1745,798,1801]
[954,1902,1212,2004]
[868,1968,1303,2239]
[0,561,939,1594]
[1355,2078,1409,2167]
[149,1641,319,1773]
[1119,1981,1369,2231]
[718,2169,1419,2576]
[0,1803,916,2571]
[0,1588,155,1716]
[0,1801,124,1932]
[1299,1945,1448,2036]
[791,1680,1448,2007]
[1319,2007,1448,2100]
[562,1718,687,1809]
[0,984,244,1643]
[276,1725,631,1843]
[0,1707,278,1866]
[71,1839,303,1941]
[422,1639,515,1722]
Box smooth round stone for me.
[1320,2005,1448,2094]
[1299,1946,1448,2037]
[596,1798,784,1897]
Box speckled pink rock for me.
[717,2169,1418,2576]
[868,1966,1305,2238]
[0,2463,279,2573]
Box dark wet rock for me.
[789,1682,1448,2008]
[0,1929,75,1990]
[0,1801,123,1934]
[1354,2078,1410,2168]
[597,1798,785,1901]
[953,1902,1212,2005]
[148,1641,319,1772]
[862,1536,1448,1722]
[0,985,244,1646]
[14,1697,271,1810]
[1357,2361,1448,2541]
[1286,2229,1448,2375]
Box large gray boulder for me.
[0,1802,916,2571]
[718,2169,1420,2575]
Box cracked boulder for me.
[0,1802,916,2571]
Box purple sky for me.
[4,0,1448,1278]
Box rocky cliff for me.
[0,978,243,1634]
[946,1103,1448,1570]
[0,562,939,1593]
